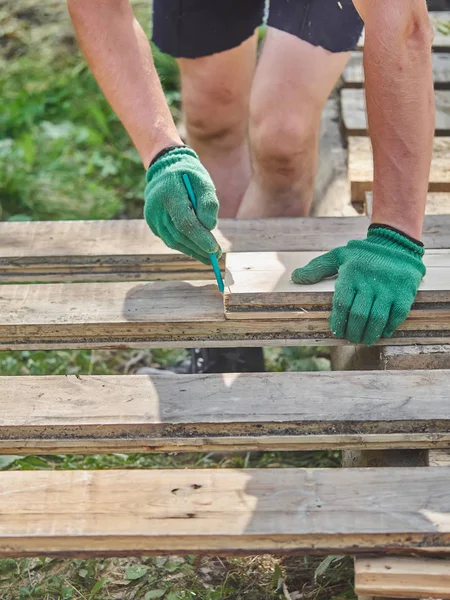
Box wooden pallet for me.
[1,217,450,599]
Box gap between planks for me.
[2,371,450,455]
[1,467,450,557]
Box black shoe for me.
[175,347,265,374]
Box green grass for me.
[0,2,356,598]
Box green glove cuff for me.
[367,225,425,257]
[146,146,199,183]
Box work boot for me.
[175,347,265,374]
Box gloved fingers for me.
[291,249,339,285]
[383,301,413,339]
[165,214,222,262]
[329,283,357,339]
[362,297,391,346]
[166,199,221,257]
[159,222,212,266]
[345,292,375,344]
[182,171,219,231]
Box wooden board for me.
[224,251,450,319]
[1,467,450,557]
[355,557,450,598]
[357,12,450,51]
[0,218,355,284]
[342,88,450,136]
[2,217,450,283]
[349,137,450,202]
[381,345,450,370]
[343,52,450,89]
[2,371,450,455]
[2,278,450,350]
[0,218,366,284]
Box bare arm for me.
[353,0,434,239]
[67,0,182,169]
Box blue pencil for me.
[182,173,225,294]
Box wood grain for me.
[3,217,450,284]
[343,51,450,89]
[342,88,450,136]
[2,278,450,350]
[2,371,450,454]
[357,13,450,51]
[1,467,450,557]
[224,251,450,317]
[349,137,450,202]
[355,557,450,598]
[381,345,450,370]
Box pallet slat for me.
[1,278,450,349]
[224,251,450,318]
[343,52,450,89]
[342,88,450,136]
[349,137,450,203]
[2,371,450,454]
[2,217,450,283]
[1,467,450,557]
[355,557,450,599]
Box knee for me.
[182,79,248,149]
[249,102,321,179]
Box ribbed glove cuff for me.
[368,226,425,258]
[146,146,197,183]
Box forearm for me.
[355,0,434,239]
[68,0,182,168]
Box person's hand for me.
[144,146,221,265]
[291,226,426,345]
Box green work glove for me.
[144,145,221,265]
[291,226,426,346]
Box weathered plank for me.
[342,88,450,136]
[381,345,450,370]
[2,217,450,283]
[1,279,450,350]
[343,51,450,89]
[357,12,450,51]
[1,467,450,557]
[355,557,450,599]
[0,218,365,284]
[349,137,450,202]
[2,371,450,454]
[224,251,450,318]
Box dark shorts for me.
[152,0,364,58]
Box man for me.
[68,0,434,346]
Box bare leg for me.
[177,34,258,217]
[238,28,350,218]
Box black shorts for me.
[152,0,364,58]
